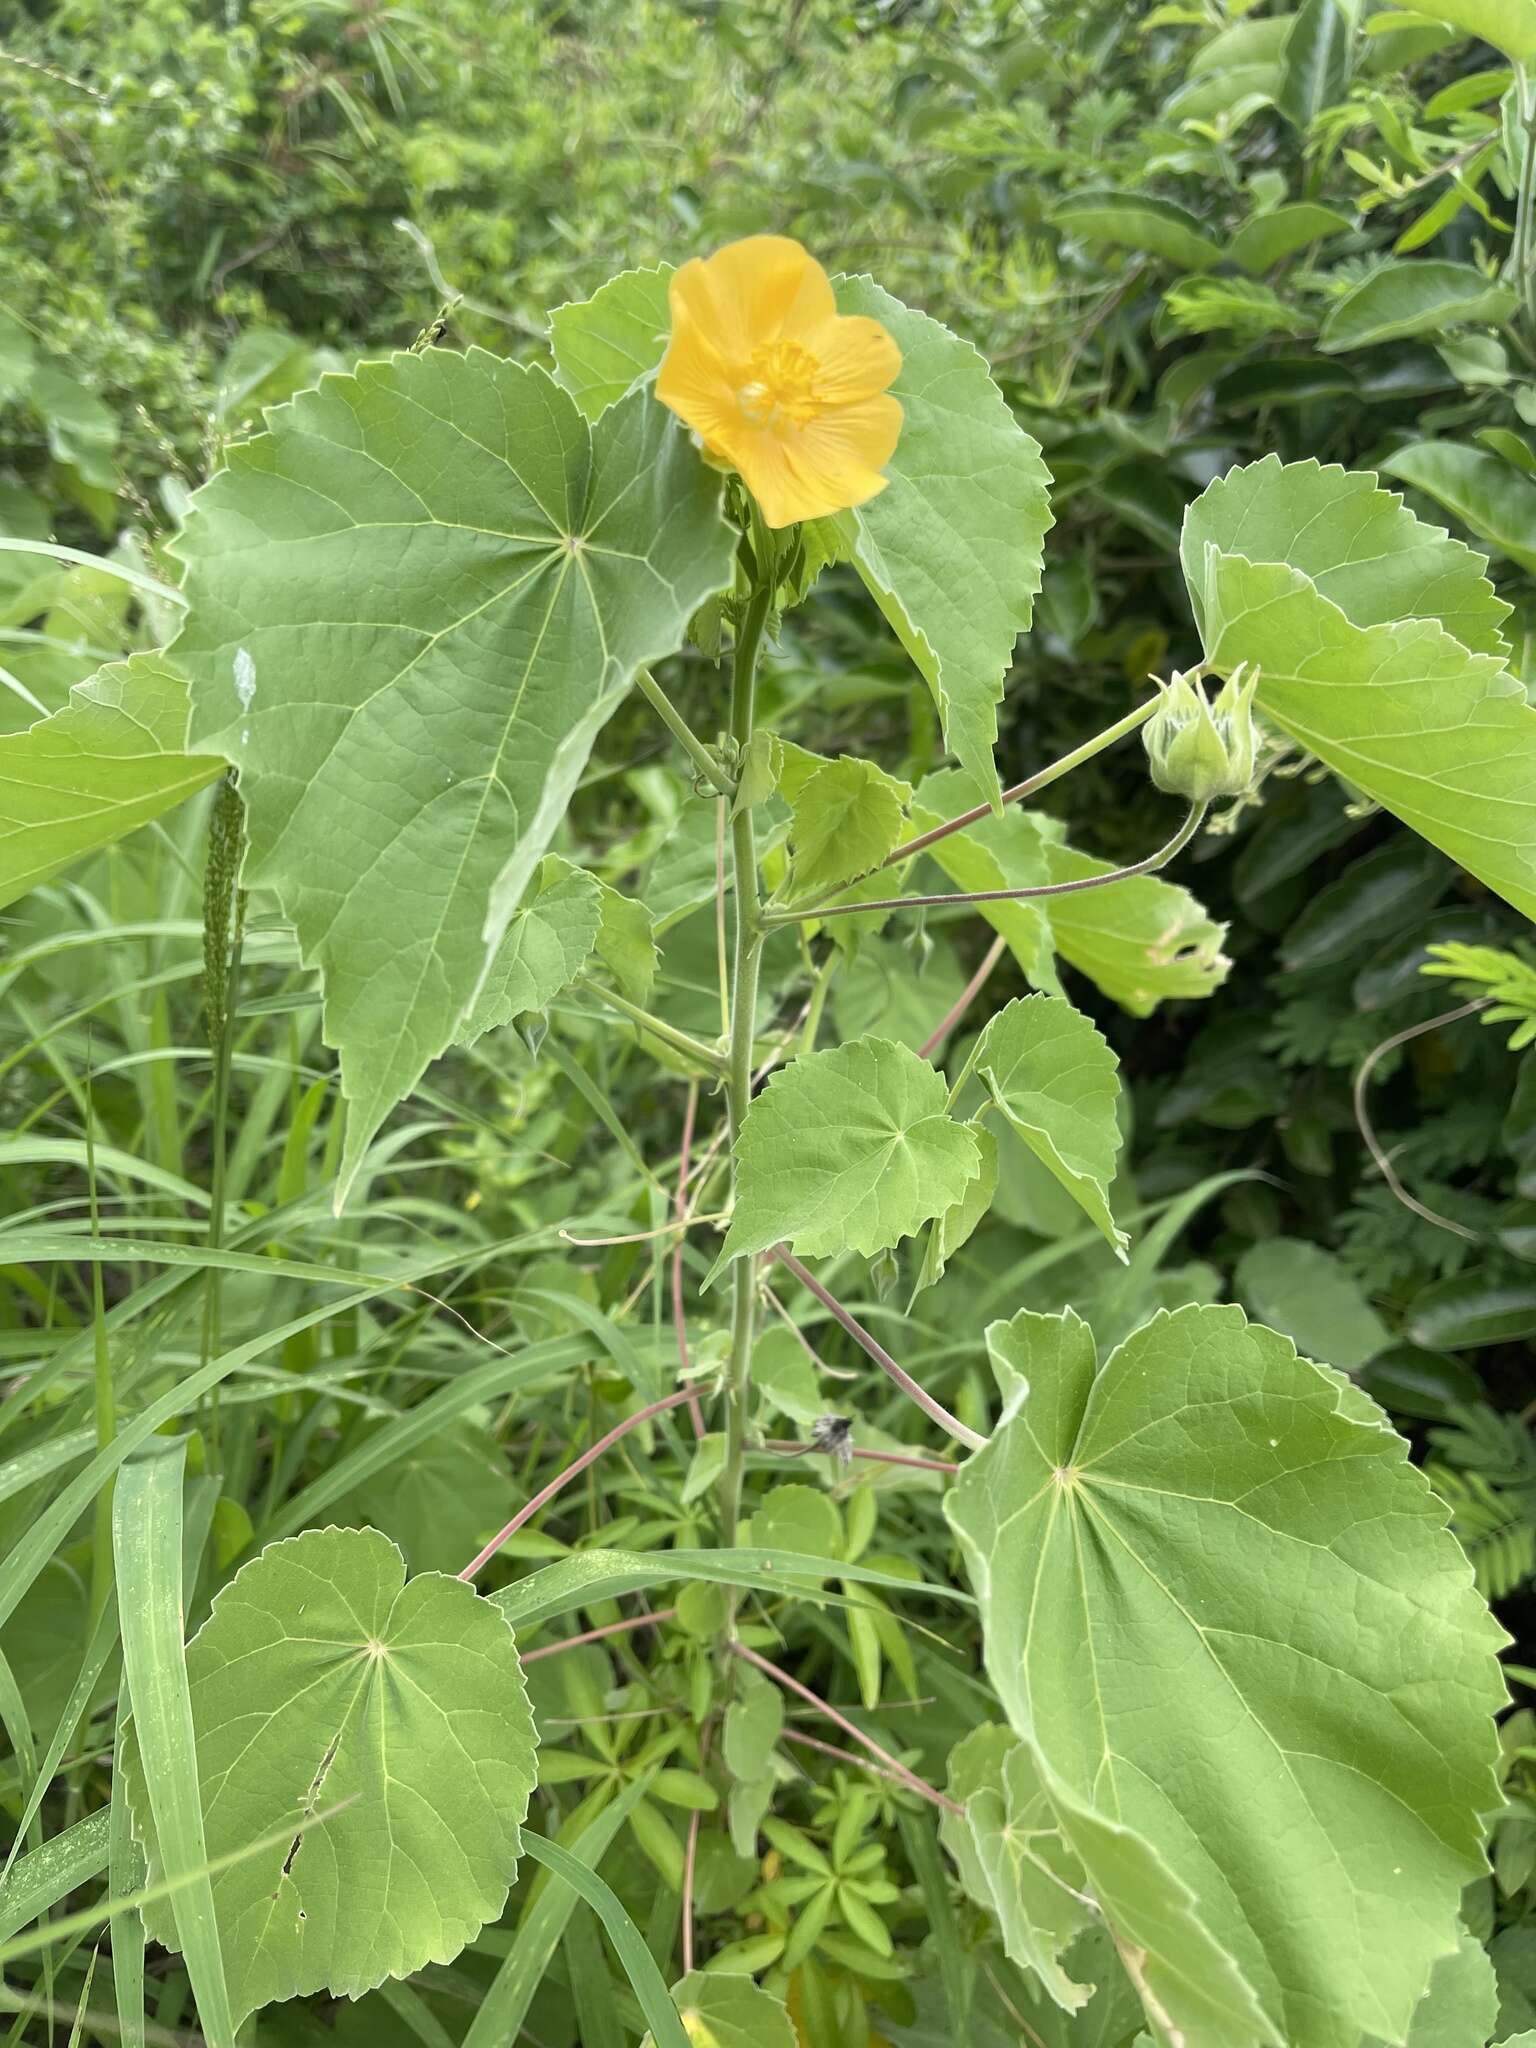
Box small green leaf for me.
[723,1670,784,1783]
[594,880,658,1002]
[1053,190,1224,270]
[336,1418,516,1575]
[122,1527,538,2027]
[786,754,911,896]
[1226,202,1352,273]
[1319,261,1517,351]
[973,995,1126,1257]
[457,856,602,1046]
[1277,0,1353,127]
[173,351,734,1207]
[1382,440,1536,575]
[655,1971,795,2048]
[718,1037,983,1267]
[946,1303,1508,2048]
[914,1124,998,1298]
[0,656,222,910]
[549,266,673,420]
[941,1725,1095,2012]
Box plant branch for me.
[918,934,1008,1060]
[457,1387,697,1580]
[1353,998,1489,1243]
[878,696,1162,871]
[718,572,774,1554]
[574,976,727,1076]
[674,1080,706,1440]
[635,669,735,797]
[731,1641,962,1817]
[772,1247,986,1451]
[765,801,1207,926]
[521,1609,676,1664]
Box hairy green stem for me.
[718,575,773,1557]
[574,976,728,1075]
[1514,66,1536,335]
[874,694,1163,874]
[635,668,735,797]
[768,799,1208,927]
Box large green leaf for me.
[829,278,1053,806]
[546,272,1053,805]
[717,1036,983,1267]
[1382,441,1536,576]
[1183,455,1536,923]
[1404,0,1536,57]
[0,655,222,910]
[122,1526,538,2027]
[1319,261,1517,351]
[172,350,735,1205]
[972,995,1126,1257]
[946,1303,1507,2048]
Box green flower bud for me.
[1143,665,1260,802]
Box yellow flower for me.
[656,234,903,530]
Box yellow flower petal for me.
[801,313,902,403]
[655,234,902,529]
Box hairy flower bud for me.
[1143,665,1260,802]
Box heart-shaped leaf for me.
[122,1526,538,2027]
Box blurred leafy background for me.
[7,0,1536,2040]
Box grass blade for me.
[112,1439,235,2048]
[519,1832,690,2048]
[0,1812,110,1944]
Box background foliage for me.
[5,0,1536,2041]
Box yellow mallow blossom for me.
[656,234,903,529]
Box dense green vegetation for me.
[6,2,1536,2043]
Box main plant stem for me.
[718,574,773,1557]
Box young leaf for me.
[1183,455,1536,923]
[972,994,1127,1258]
[1403,0,1536,58]
[716,1037,983,1267]
[172,352,735,1206]
[121,1526,538,2027]
[456,856,602,1046]
[0,655,222,911]
[946,1303,1508,2048]
[1226,202,1352,274]
[828,279,1054,808]
[785,754,911,896]
[549,265,673,420]
[654,1971,796,2048]
[594,879,659,1002]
